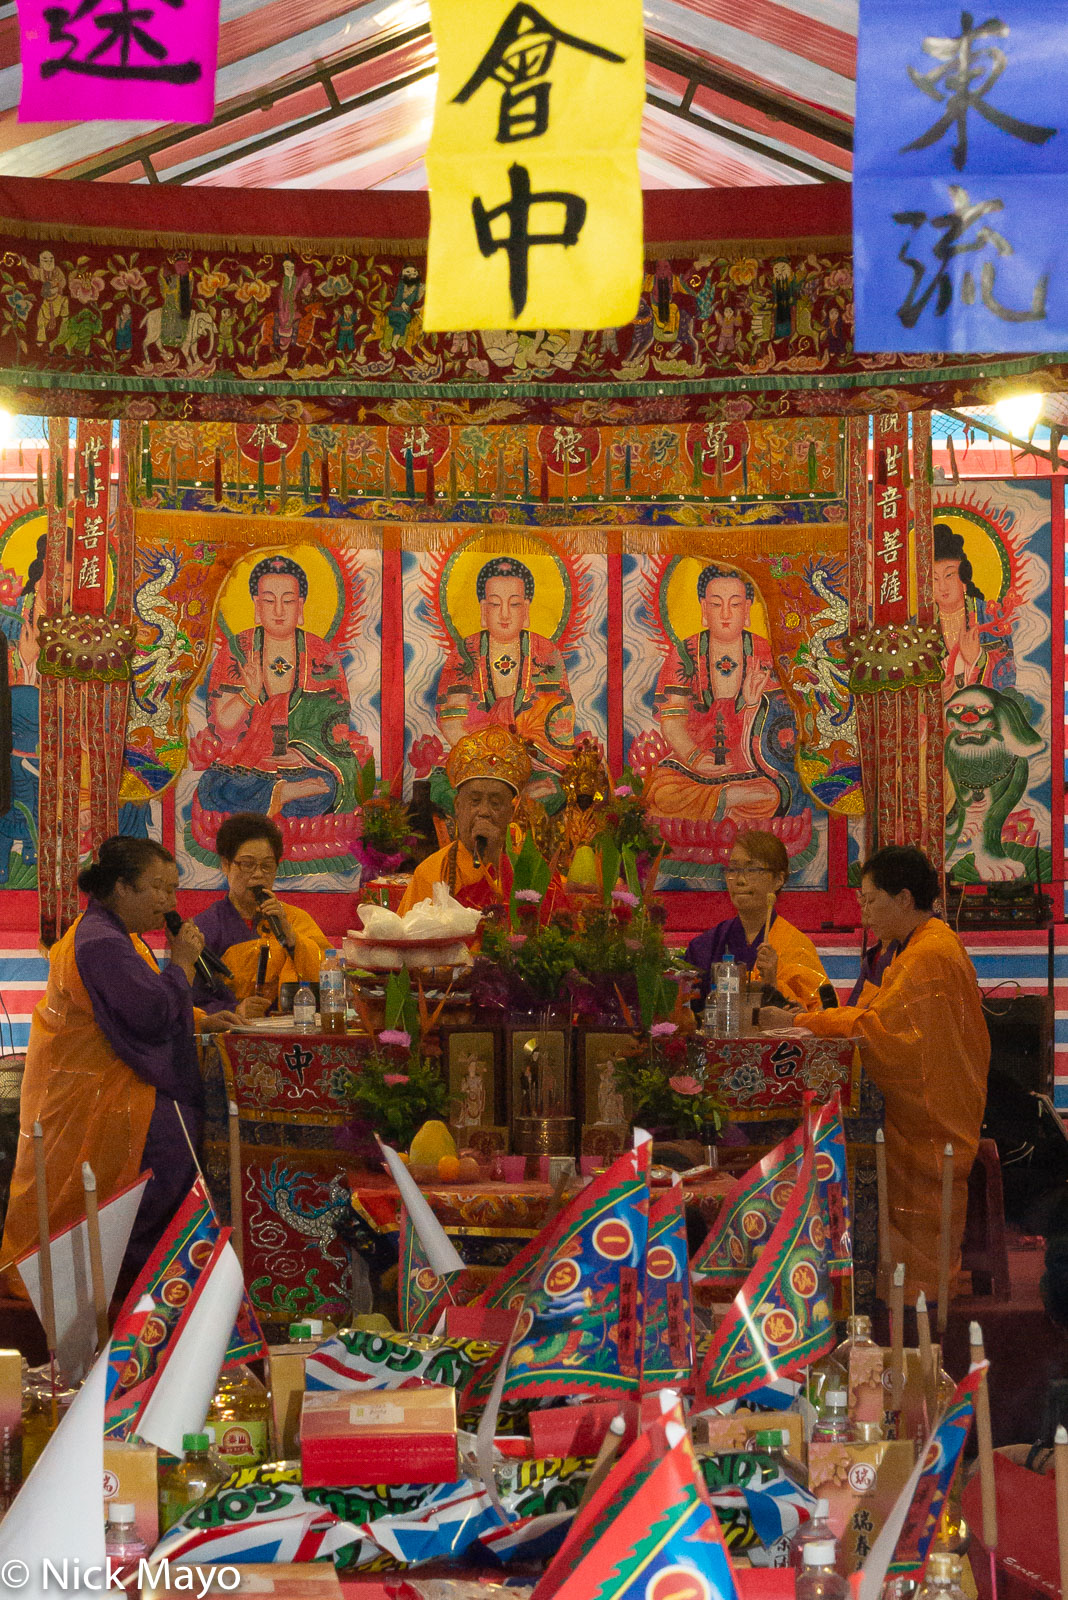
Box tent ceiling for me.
[0,0,854,188]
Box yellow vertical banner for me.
[424,0,645,332]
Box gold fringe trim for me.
[0,216,850,261]
[0,218,427,255]
[622,523,847,557]
[135,510,845,558]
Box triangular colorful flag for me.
[536,1412,741,1600]
[106,1177,265,1436]
[641,1179,695,1390]
[15,1171,148,1384]
[534,1401,683,1600]
[379,1138,467,1333]
[690,1128,803,1285]
[134,1232,246,1458]
[806,1092,852,1279]
[0,1336,112,1599]
[697,1142,836,1407]
[887,1364,985,1577]
[398,1204,461,1334]
[500,1142,650,1404]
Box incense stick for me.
[937,1143,955,1335]
[81,1162,109,1353]
[970,1322,997,1554]
[577,1414,626,1510]
[32,1122,58,1426]
[889,1262,905,1415]
[228,1101,244,1270]
[916,1289,935,1430]
[762,892,775,946]
[1055,1426,1068,1600]
[875,1129,891,1294]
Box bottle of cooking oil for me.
[158,1433,228,1533]
[207,1365,270,1468]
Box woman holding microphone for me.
[1,836,238,1290]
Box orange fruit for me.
[437,1154,461,1182]
[457,1155,481,1182]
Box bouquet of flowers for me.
[353,758,420,876]
[611,1022,724,1140]
[346,971,448,1151]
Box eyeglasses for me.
[723,863,774,878]
[232,856,277,874]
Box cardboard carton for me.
[300,1385,457,1487]
[103,1439,159,1550]
[809,1438,915,1574]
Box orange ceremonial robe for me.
[398,839,511,916]
[798,915,988,1298]
[1,916,184,1279]
[767,916,827,1011]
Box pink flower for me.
[409,732,445,781]
[611,887,639,907]
[650,1021,678,1038]
[383,1073,409,1087]
[508,933,528,948]
[614,785,634,798]
[378,1029,411,1049]
[515,889,542,904]
[669,1075,702,1096]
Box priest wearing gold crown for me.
[398,726,533,914]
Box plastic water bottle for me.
[319,949,347,1034]
[292,983,315,1032]
[811,1388,856,1444]
[719,953,742,1037]
[105,1502,148,1593]
[915,1552,968,1600]
[796,1540,849,1600]
[788,1498,836,1568]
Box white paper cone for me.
[135,1240,244,1459]
[17,1177,148,1385]
[0,1339,111,1596]
[378,1140,464,1276]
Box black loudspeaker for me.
[984,992,1052,1097]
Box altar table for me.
[199,1026,879,1336]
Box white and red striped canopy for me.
[0,0,854,188]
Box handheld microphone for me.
[163,911,232,994]
[255,940,270,992]
[251,885,293,951]
[818,982,840,1010]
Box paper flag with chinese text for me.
[424,0,645,331]
[697,1141,836,1407]
[691,1127,803,1285]
[499,1141,650,1403]
[18,0,220,122]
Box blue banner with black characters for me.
[854,1,1068,351]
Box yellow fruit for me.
[409,1119,457,1167]
[457,1155,481,1182]
[396,1152,410,1166]
[409,1163,437,1184]
[437,1155,461,1182]
[567,844,600,888]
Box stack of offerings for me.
[146,1108,987,1595]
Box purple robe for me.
[846,940,901,1005]
[191,895,256,1012]
[75,899,202,1273]
[685,911,778,1006]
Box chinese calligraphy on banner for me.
[854,1,1064,351]
[70,421,111,615]
[424,0,644,330]
[872,415,909,625]
[18,0,219,122]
